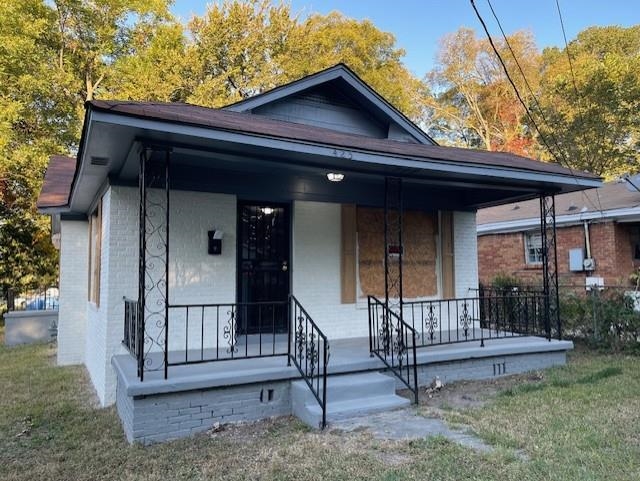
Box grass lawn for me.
[1,330,639,481]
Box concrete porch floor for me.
[112,332,573,397]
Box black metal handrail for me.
[166,301,290,366]
[368,296,418,403]
[402,292,548,348]
[122,297,141,359]
[288,295,330,429]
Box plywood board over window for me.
[88,199,102,306]
[355,207,438,299]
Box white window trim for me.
[524,231,543,265]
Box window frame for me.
[524,231,543,266]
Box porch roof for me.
[37,99,601,215]
[36,155,76,210]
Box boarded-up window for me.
[356,207,437,299]
[88,199,102,305]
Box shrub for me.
[560,288,640,352]
[489,274,522,290]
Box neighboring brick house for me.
[477,181,640,287]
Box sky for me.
[170,0,640,78]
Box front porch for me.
[113,331,572,444]
[115,140,570,438]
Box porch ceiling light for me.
[326,172,345,182]
[261,207,274,215]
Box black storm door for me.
[237,202,290,334]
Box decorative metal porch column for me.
[540,194,560,341]
[137,147,171,381]
[384,177,404,313]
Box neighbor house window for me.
[88,199,102,305]
[525,231,543,265]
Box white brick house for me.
[38,65,599,441]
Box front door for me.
[237,202,290,334]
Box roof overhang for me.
[43,105,602,216]
[478,206,640,235]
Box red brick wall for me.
[478,221,638,287]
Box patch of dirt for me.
[204,416,305,444]
[399,371,546,411]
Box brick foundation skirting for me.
[117,349,568,444]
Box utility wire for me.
[555,0,606,214]
[471,0,604,215]
[484,0,568,165]
[470,0,560,166]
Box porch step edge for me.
[297,394,410,428]
[291,372,396,404]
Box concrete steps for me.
[292,372,410,428]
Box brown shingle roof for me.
[478,181,640,226]
[88,100,599,180]
[37,155,76,209]
[37,100,600,213]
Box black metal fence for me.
[402,290,548,348]
[122,298,141,360]
[289,295,329,428]
[368,296,418,403]
[166,301,290,365]
[4,286,59,312]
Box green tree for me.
[284,11,425,119]
[0,0,69,293]
[107,22,190,102]
[0,0,425,293]
[187,0,299,106]
[185,1,425,119]
[52,0,171,101]
[424,27,540,156]
[0,0,173,293]
[538,26,640,178]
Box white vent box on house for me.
[585,276,604,291]
[569,248,585,271]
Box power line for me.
[555,0,606,214]
[484,0,568,166]
[470,0,604,214]
[470,0,562,166]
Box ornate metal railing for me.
[368,296,418,403]
[288,295,329,429]
[122,297,142,361]
[5,285,59,312]
[402,291,548,348]
[166,301,290,366]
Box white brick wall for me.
[84,188,113,404]
[57,220,89,365]
[292,201,368,339]
[454,211,479,298]
[86,186,237,405]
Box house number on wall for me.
[332,149,353,160]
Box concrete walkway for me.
[330,408,494,453]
